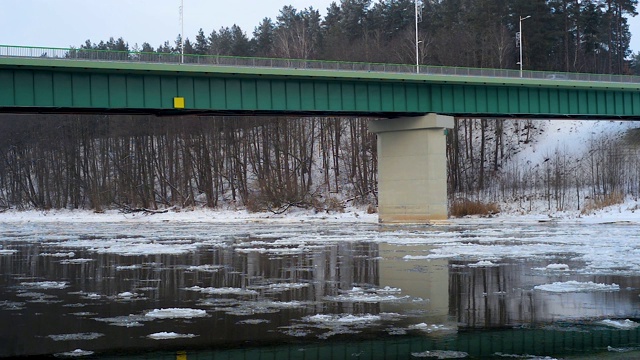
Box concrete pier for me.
[369,114,454,223]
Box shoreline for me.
[1,203,639,225]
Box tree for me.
[194,28,209,55]
[253,18,276,57]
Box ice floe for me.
[19,281,68,289]
[144,308,208,319]
[147,332,197,340]
[411,350,468,358]
[60,258,93,264]
[598,319,640,329]
[48,333,104,341]
[184,286,259,296]
[534,281,620,292]
[40,252,75,257]
[53,349,94,357]
[468,260,499,267]
[408,323,456,334]
[324,287,412,303]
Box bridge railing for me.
[1,44,639,84]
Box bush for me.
[580,192,625,215]
[450,199,500,217]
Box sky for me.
[0,0,336,49]
[1,0,640,53]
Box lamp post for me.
[415,0,423,74]
[518,15,531,77]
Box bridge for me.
[2,45,640,222]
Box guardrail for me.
[1,44,638,84]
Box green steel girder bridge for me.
[2,45,640,223]
[1,44,640,119]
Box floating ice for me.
[249,282,310,292]
[468,260,498,267]
[408,323,455,334]
[608,345,640,353]
[116,264,142,270]
[546,263,570,270]
[304,313,381,325]
[93,315,147,327]
[147,332,197,340]
[411,350,468,358]
[80,293,101,300]
[599,319,640,329]
[20,281,68,289]
[48,333,104,341]
[40,252,75,257]
[404,255,439,260]
[60,258,93,264]
[186,264,223,272]
[54,349,94,357]
[145,308,208,319]
[184,286,258,296]
[0,249,17,255]
[534,281,620,292]
[235,247,305,255]
[324,286,410,303]
[0,300,25,310]
[237,319,270,325]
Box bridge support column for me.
[369,114,454,223]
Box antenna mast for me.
[180,0,184,63]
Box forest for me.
[1,0,640,215]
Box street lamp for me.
[415,0,423,73]
[518,15,531,77]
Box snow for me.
[534,281,620,293]
[0,207,378,224]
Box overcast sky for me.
[2,0,640,54]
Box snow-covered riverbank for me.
[0,197,639,225]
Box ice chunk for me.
[48,332,103,341]
[147,332,197,340]
[20,281,68,289]
[145,308,208,319]
[411,350,468,358]
[599,319,640,329]
[534,281,619,292]
[54,349,94,357]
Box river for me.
[1,221,639,359]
